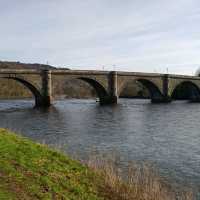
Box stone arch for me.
[119,78,164,103]
[1,77,43,107]
[77,77,109,104]
[171,81,200,102]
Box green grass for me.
[0,129,104,200]
[0,129,195,200]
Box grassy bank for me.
[0,129,103,200]
[0,129,194,200]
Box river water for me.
[0,99,200,188]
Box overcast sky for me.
[0,0,200,74]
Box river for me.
[0,99,200,188]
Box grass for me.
[0,128,103,200]
[0,128,195,200]
[86,154,194,200]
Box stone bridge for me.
[1,69,200,107]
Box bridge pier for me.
[103,71,118,105]
[38,70,52,107]
[99,71,118,105]
[151,74,172,103]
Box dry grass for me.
[86,154,195,200]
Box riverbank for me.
[0,129,194,200]
[0,128,104,200]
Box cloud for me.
[0,0,200,74]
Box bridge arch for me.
[0,77,43,107]
[171,81,200,102]
[119,78,164,102]
[77,77,110,104]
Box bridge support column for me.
[100,71,118,105]
[110,71,118,104]
[152,74,171,103]
[162,74,172,102]
[104,71,118,104]
[39,70,52,107]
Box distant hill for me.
[0,61,69,70]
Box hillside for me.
[0,61,59,70]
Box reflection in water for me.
[0,99,200,187]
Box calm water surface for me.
[0,99,200,188]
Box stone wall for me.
[0,78,149,99]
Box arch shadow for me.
[78,77,109,104]
[119,79,164,103]
[0,77,43,107]
[171,81,200,102]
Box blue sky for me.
[0,0,200,74]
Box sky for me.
[0,0,200,75]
